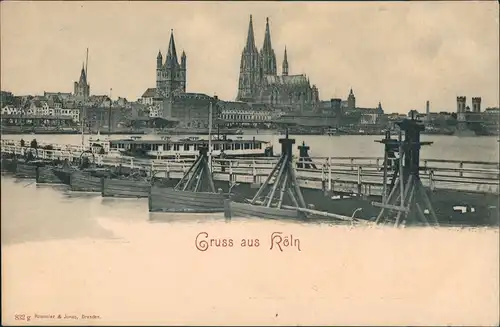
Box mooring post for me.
[297,141,310,169]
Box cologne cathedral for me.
[236,15,319,107]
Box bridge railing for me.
[1,142,498,194]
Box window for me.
[244,143,250,150]
[213,143,220,150]
[235,143,241,150]
[166,144,171,151]
[184,144,190,151]
[174,144,180,151]
[224,143,231,150]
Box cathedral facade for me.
[156,30,187,98]
[236,16,319,107]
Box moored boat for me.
[149,186,225,213]
[148,147,225,215]
[15,160,48,179]
[227,201,303,220]
[70,169,109,192]
[1,156,18,173]
[102,176,151,198]
[36,165,64,184]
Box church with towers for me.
[73,63,90,100]
[156,30,187,98]
[236,15,319,107]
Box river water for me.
[1,133,499,325]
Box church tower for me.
[236,15,261,102]
[156,30,187,98]
[259,17,277,77]
[156,50,163,92]
[347,88,356,110]
[282,46,289,76]
[74,63,90,100]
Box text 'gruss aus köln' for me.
[194,231,301,252]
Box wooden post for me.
[252,159,257,184]
[398,129,404,209]
[321,161,326,192]
[429,170,434,191]
[357,166,362,195]
[328,157,332,192]
[382,142,388,203]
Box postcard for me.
[1,1,499,325]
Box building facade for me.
[236,16,319,107]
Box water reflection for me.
[1,176,115,246]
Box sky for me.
[1,1,499,113]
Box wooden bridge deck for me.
[2,141,499,197]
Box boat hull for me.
[227,201,304,220]
[1,158,17,173]
[36,166,63,184]
[102,177,150,198]
[70,171,102,192]
[15,163,38,179]
[53,167,74,185]
[149,186,225,213]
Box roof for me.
[264,74,309,86]
[177,92,211,99]
[219,101,251,111]
[110,138,268,145]
[142,88,157,98]
[1,114,73,120]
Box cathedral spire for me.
[262,17,273,52]
[166,29,179,67]
[79,62,87,84]
[245,15,257,51]
[282,46,288,76]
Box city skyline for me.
[1,1,499,113]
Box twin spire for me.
[244,15,288,74]
[262,17,273,52]
[245,15,257,51]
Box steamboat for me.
[90,135,274,159]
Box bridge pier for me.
[297,141,317,170]
[372,114,439,227]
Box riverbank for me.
[2,128,493,137]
